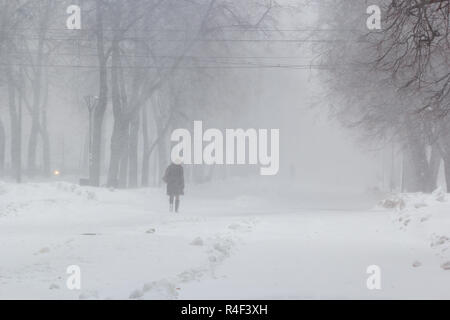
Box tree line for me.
[317,0,449,192]
[0,0,279,188]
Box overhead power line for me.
[2,36,348,43]
[0,62,344,70]
[7,52,320,60]
[9,27,359,33]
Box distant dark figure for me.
[162,160,185,213]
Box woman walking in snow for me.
[162,159,185,213]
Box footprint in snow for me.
[177,268,206,282]
[35,247,51,255]
[190,237,204,246]
[431,235,450,248]
[79,291,99,300]
[412,261,422,268]
[228,222,252,232]
[441,261,450,270]
[130,279,178,300]
[228,223,241,230]
[129,289,144,299]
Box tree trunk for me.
[108,119,129,188]
[155,116,170,186]
[152,95,170,185]
[27,3,48,177]
[41,128,51,177]
[143,101,173,187]
[0,118,5,177]
[40,72,51,177]
[27,119,39,176]
[157,139,167,185]
[107,40,129,188]
[128,113,139,188]
[90,0,108,187]
[141,105,151,187]
[406,148,428,192]
[442,150,450,193]
[6,66,21,182]
[117,121,130,188]
[439,134,450,192]
[403,124,429,192]
[426,144,441,192]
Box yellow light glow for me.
[53,170,61,176]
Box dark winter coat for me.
[163,163,185,196]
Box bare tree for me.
[315,0,449,192]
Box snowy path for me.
[0,180,449,299]
[180,210,449,299]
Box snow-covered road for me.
[180,210,449,299]
[0,180,449,299]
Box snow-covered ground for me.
[0,178,449,299]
